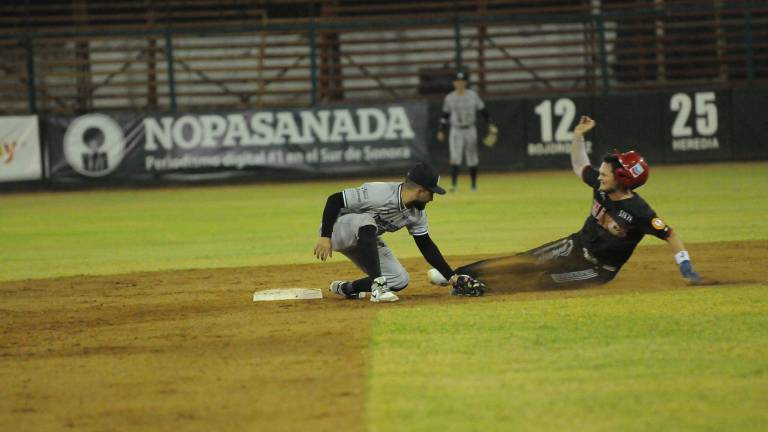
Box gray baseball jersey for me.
[443,89,485,127]
[443,89,485,166]
[340,182,428,236]
[328,181,427,290]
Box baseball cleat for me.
[370,276,398,303]
[329,280,365,299]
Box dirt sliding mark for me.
[0,241,765,431]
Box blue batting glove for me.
[678,260,702,284]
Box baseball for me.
[427,268,449,286]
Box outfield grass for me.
[2,162,767,431]
[368,285,768,432]
[2,162,767,281]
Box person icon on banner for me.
[81,127,109,173]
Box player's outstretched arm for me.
[413,234,453,281]
[314,192,344,261]
[666,231,706,285]
[314,237,332,261]
[571,115,595,177]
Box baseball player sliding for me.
[314,162,485,303]
[430,115,707,290]
[437,70,497,192]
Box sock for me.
[470,167,478,188]
[347,225,381,293]
[451,165,459,187]
[349,277,373,293]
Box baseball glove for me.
[483,124,498,147]
[451,274,486,297]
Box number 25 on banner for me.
[669,92,718,138]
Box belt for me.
[582,248,618,272]
[454,125,473,130]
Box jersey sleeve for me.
[442,94,451,113]
[474,91,485,111]
[582,166,599,188]
[638,206,672,240]
[341,183,379,212]
[407,210,429,236]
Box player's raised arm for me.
[571,115,595,177]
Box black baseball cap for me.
[407,162,446,195]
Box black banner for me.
[45,103,429,184]
[483,100,526,171]
[731,88,768,159]
[592,94,665,165]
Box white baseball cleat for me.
[427,268,449,286]
[370,276,398,303]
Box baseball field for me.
[2,161,767,431]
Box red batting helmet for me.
[611,150,649,189]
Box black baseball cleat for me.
[329,280,365,299]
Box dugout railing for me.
[1,1,767,115]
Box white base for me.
[253,288,323,302]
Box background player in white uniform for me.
[437,70,497,192]
[313,163,479,302]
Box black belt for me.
[582,248,618,272]
[454,125,473,130]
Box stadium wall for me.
[1,89,766,189]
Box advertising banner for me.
[522,96,595,169]
[592,94,665,165]
[481,100,526,171]
[660,90,732,162]
[731,88,768,159]
[46,103,429,184]
[0,116,42,182]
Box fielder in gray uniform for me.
[313,163,482,303]
[437,70,497,192]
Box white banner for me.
[0,116,42,182]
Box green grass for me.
[2,162,767,430]
[368,285,768,432]
[1,162,767,281]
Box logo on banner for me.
[63,114,126,177]
[1,142,17,164]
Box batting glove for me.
[676,251,702,284]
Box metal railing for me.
[1,2,766,114]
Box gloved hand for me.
[451,274,486,297]
[678,260,703,285]
[483,124,498,147]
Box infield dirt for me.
[2,240,766,432]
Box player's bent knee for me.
[388,271,410,291]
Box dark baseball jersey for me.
[578,167,672,268]
[341,182,429,236]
